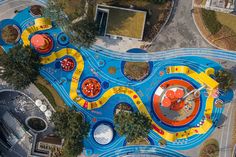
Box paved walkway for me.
[148,0,211,51]
[0,0,44,20]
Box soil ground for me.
[124,62,150,81]
[199,139,219,157]
[1,25,19,44]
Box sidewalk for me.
[95,36,149,52]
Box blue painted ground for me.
[0,7,235,157]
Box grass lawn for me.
[99,5,146,39]
[35,76,66,111]
[201,8,222,34]
[216,12,236,33]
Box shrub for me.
[201,8,222,34]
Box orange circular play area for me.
[81,78,101,98]
[153,79,201,127]
[30,34,53,54]
[61,58,75,71]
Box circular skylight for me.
[93,124,114,145]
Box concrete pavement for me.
[148,0,211,51]
[0,0,45,20]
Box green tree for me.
[71,19,97,47]
[51,108,90,157]
[114,111,152,143]
[0,44,42,89]
[214,70,234,92]
[42,0,96,47]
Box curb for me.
[147,0,175,50]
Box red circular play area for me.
[30,34,53,54]
[60,58,75,71]
[81,78,101,98]
[153,79,201,127]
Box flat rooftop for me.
[97,4,147,40]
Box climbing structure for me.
[31,34,53,54]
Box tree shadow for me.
[216,114,227,127]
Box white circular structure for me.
[93,124,114,145]
[35,99,42,107]
[40,105,47,112]
[45,110,52,117]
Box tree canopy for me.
[114,111,152,143]
[214,70,234,92]
[51,108,90,157]
[42,0,97,47]
[0,44,42,89]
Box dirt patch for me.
[1,25,19,44]
[30,5,43,16]
[193,7,236,51]
[199,139,219,157]
[124,62,150,81]
[232,106,236,150]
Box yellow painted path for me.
[21,18,219,142]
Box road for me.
[148,0,210,51]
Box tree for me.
[114,111,152,143]
[0,44,42,89]
[51,108,90,157]
[42,0,96,47]
[71,19,97,47]
[214,70,234,92]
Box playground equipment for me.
[60,58,75,71]
[81,78,101,98]
[21,18,52,46]
[31,34,53,54]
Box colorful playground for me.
[0,7,233,157]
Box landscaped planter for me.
[30,5,43,16]
[123,62,150,81]
[25,116,48,133]
[1,25,21,44]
